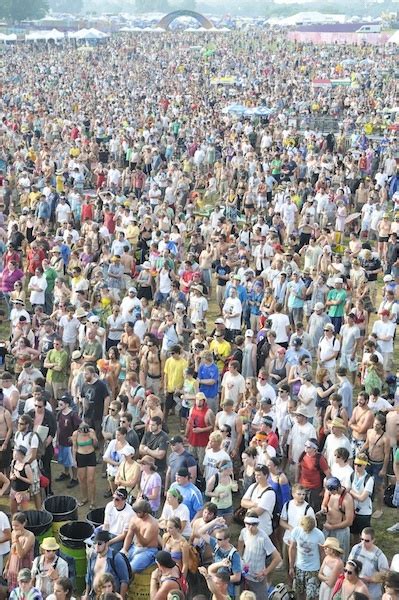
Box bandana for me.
[304,440,318,450]
[354,458,368,466]
[244,517,260,525]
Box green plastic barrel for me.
[59,521,94,594]
[43,495,78,542]
[128,565,156,600]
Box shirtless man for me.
[84,530,130,600]
[320,476,354,560]
[190,503,225,566]
[0,404,12,474]
[349,392,374,458]
[1,372,20,430]
[121,499,159,574]
[141,340,162,396]
[361,413,390,519]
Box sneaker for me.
[67,479,79,488]
[387,523,399,533]
[55,473,69,482]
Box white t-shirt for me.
[350,472,374,515]
[104,501,135,535]
[256,382,277,404]
[324,433,352,468]
[298,383,317,418]
[287,422,317,463]
[223,297,242,330]
[268,313,290,344]
[59,315,80,344]
[160,502,191,537]
[368,397,392,413]
[221,372,245,405]
[280,500,315,544]
[372,320,396,353]
[318,336,341,368]
[242,483,275,535]
[29,275,47,305]
[0,512,10,556]
[190,296,209,325]
[203,448,230,480]
[331,463,354,490]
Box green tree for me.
[0,0,49,22]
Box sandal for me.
[77,500,88,507]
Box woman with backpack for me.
[205,460,238,525]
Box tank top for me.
[11,462,30,492]
[188,404,209,447]
[217,412,238,450]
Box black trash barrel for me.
[23,509,53,555]
[43,495,78,541]
[86,507,105,529]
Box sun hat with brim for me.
[12,298,25,305]
[41,537,59,551]
[75,308,88,318]
[331,417,346,429]
[18,568,32,582]
[72,350,82,360]
[142,261,151,269]
[51,246,61,253]
[295,407,311,418]
[321,537,344,553]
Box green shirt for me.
[45,348,69,383]
[44,267,57,293]
[327,288,347,317]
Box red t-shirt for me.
[267,431,279,450]
[299,453,329,489]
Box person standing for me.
[31,537,68,599]
[43,336,69,407]
[186,393,215,467]
[288,515,324,600]
[28,396,57,497]
[238,511,282,597]
[348,527,389,600]
[325,277,347,334]
[163,345,188,424]
[139,416,169,482]
[4,513,35,592]
[320,476,354,559]
[55,394,81,488]
[360,412,391,519]
[198,351,220,415]
[80,366,110,446]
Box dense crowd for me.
[0,26,398,600]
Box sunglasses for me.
[109,408,116,412]
[361,538,371,542]
[216,537,227,541]
[344,569,353,574]
[258,377,266,381]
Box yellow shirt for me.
[164,356,188,392]
[209,339,232,372]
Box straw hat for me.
[41,537,59,551]
[321,537,344,554]
[331,417,346,430]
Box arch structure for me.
[157,10,214,31]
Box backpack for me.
[27,431,46,461]
[110,550,133,583]
[281,499,311,521]
[350,472,375,502]
[186,544,200,573]
[352,543,383,572]
[268,583,295,600]
[256,484,280,531]
[226,547,243,586]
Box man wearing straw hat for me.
[31,537,68,598]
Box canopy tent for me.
[0,33,17,42]
[221,103,247,115]
[69,28,109,40]
[25,29,64,41]
[243,106,273,117]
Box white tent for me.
[0,33,17,42]
[69,28,108,40]
[24,29,64,41]
[46,29,65,40]
[387,30,399,44]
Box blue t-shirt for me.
[209,537,242,597]
[291,526,325,571]
[198,362,219,398]
[169,482,203,520]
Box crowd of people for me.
[0,26,397,600]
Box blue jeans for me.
[128,545,157,573]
